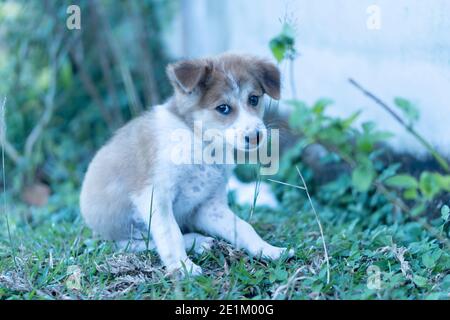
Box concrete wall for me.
[164,0,450,156]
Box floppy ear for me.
[254,60,281,100]
[166,59,210,94]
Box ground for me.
[1,182,449,300]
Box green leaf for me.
[422,252,439,269]
[356,135,374,153]
[269,23,296,63]
[361,121,376,133]
[441,205,450,221]
[385,174,418,189]
[312,98,333,114]
[394,97,420,124]
[411,203,426,217]
[378,163,401,181]
[341,110,361,129]
[269,39,286,63]
[435,174,450,192]
[275,268,288,281]
[352,163,375,192]
[403,188,418,200]
[419,172,442,200]
[426,292,444,300]
[412,275,428,287]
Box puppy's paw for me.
[259,246,294,260]
[167,259,203,277]
[193,236,215,255]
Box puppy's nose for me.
[245,130,263,147]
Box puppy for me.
[80,53,293,275]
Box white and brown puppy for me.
[80,53,293,275]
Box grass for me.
[1,180,449,300]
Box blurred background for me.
[169,0,450,155]
[0,0,449,210]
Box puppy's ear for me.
[253,60,281,100]
[167,59,210,94]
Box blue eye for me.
[249,95,259,106]
[216,104,232,115]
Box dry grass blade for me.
[0,97,21,164]
[267,178,306,190]
[272,266,307,299]
[268,167,331,284]
[295,166,330,285]
[96,253,156,276]
[1,97,17,268]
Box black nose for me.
[245,130,262,146]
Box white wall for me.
[165,0,450,156]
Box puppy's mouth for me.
[236,134,266,152]
[243,141,261,152]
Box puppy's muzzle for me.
[244,129,263,149]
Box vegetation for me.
[1,3,449,300]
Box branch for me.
[316,138,450,249]
[348,78,450,173]
[23,29,79,160]
[93,0,144,116]
[130,1,160,106]
[97,39,124,126]
[24,35,62,159]
[69,44,116,130]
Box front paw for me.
[194,236,215,255]
[167,259,202,277]
[259,246,294,260]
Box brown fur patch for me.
[168,53,280,105]
[166,53,280,129]
[167,60,211,93]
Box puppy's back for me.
[80,111,157,240]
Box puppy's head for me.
[166,53,280,151]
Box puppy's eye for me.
[216,104,232,115]
[249,95,259,107]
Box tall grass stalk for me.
[269,166,331,284]
[295,166,330,285]
[1,97,17,268]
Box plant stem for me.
[317,137,450,249]
[348,78,449,173]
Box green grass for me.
[1,182,449,300]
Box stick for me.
[93,0,144,116]
[317,138,450,249]
[348,78,450,173]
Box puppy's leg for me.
[193,194,294,260]
[116,233,214,255]
[132,188,202,275]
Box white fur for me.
[80,54,288,277]
[128,105,292,275]
[227,175,279,209]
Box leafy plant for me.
[269,23,296,63]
